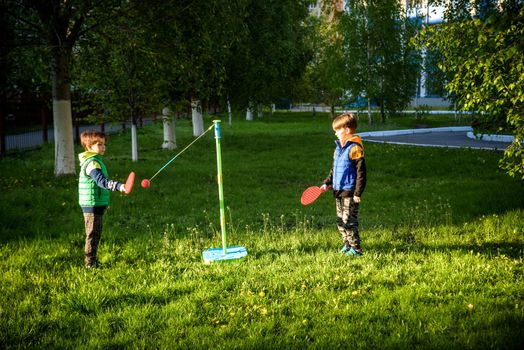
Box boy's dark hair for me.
[332,113,358,131]
[80,130,107,150]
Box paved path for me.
[5,124,514,152]
[361,127,512,151]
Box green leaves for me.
[417,5,524,179]
[339,0,419,121]
[225,0,313,109]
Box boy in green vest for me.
[78,130,127,268]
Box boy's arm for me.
[89,168,124,191]
[350,144,366,199]
[86,161,124,192]
[322,169,333,188]
[353,157,366,197]
[321,149,335,189]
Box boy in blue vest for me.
[321,113,367,256]
[78,131,127,268]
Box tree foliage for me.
[6,0,127,175]
[73,1,165,125]
[302,2,348,117]
[1,0,49,97]
[418,1,524,179]
[225,0,314,110]
[341,0,420,123]
[152,0,248,106]
[5,0,314,169]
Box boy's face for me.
[334,127,352,143]
[87,140,106,155]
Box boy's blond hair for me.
[80,131,107,150]
[332,113,358,132]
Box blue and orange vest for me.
[332,136,363,191]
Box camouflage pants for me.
[83,213,103,266]
[335,197,360,250]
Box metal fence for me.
[1,119,157,155]
[0,95,161,155]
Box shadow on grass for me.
[249,239,523,260]
[365,241,523,259]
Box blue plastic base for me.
[202,246,248,264]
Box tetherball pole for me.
[213,120,227,254]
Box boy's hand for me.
[320,184,331,192]
[353,196,361,203]
[120,184,126,193]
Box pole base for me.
[202,246,248,264]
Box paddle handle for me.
[319,185,331,192]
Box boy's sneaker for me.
[345,247,363,257]
[85,261,99,269]
[340,245,351,253]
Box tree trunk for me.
[227,99,233,127]
[0,99,5,156]
[41,106,49,143]
[419,4,429,98]
[129,102,139,161]
[380,77,386,123]
[191,98,204,136]
[0,1,9,156]
[161,107,177,150]
[367,98,373,125]
[245,102,254,121]
[420,46,428,98]
[51,46,75,176]
[365,17,373,126]
[131,123,138,161]
[257,103,264,118]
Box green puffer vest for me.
[78,154,110,207]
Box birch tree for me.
[161,107,176,150]
[306,1,347,118]
[191,99,204,137]
[342,0,419,123]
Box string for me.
[149,124,215,181]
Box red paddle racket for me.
[124,171,135,194]
[301,186,327,205]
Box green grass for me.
[1,112,523,349]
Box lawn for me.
[1,112,523,349]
